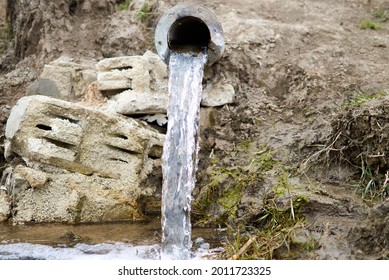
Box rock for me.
[201,83,235,107]
[26,78,62,99]
[97,51,168,114]
[11,172,153,224]
[4,95,165,223]
[0,191,10,222]
[199,108,216,130]
[14,165,48,188]
[115,90,168,114]
[32,56,98,100]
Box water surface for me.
[0,216,223,260]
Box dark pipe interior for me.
[168,16,211,53]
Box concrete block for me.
[5,95,164,179]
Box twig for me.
[228,236,256,260]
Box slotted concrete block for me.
[96,51,169,115]
[5,95,164,179]
[97,56,150,92]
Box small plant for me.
[116,0,131,12]
[354,166,388,202]
[374,9,389,22]
[360,19,382,30]
[343,89,389,109]
[224,199,307,260]
[193,146,278,226]
[137,2,153,23]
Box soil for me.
[1,0,388,259]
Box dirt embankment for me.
[1,0,388,259]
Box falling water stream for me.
[161,51,208,260]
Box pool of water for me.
[0,216,224,260]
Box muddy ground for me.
[0,0,388,259]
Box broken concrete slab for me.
[115,90,168,115]
[96,51,169,115]
[6,95,164,179]
[3,95,165,223]
[97,54,157,93]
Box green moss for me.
[210,155,218,165]
[137,2,153,23]
[273,171,290,197]
[194,146,278,226]
[217,184,242,219]
[245,148,278,173]
[301,238,318,252]
[193,166,244,225]
[238,140,251,150]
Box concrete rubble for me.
[97,51,169,115]
[27,56,97,101]
[2,95,164,223]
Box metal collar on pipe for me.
[155,4,225,66]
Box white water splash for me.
[161,51,207,260]
[0,241,222,260]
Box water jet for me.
[155,4,224,259]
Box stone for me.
[201,82,235,107]
[0,191,10,222]
[26,78,62,99]
[14,165,48,188]
[115,90,168,115]
[33,56,97,100]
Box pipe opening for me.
[168,16,211,53]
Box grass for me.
[359,8,389,30]
[354,166,388,202]
[116,0,131,12]
[342,89,389,109]
[193,144,278,226]
[360,19,382,30]
[374,9,389,22]
[224,197,308,260]
[137,2,153,23]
